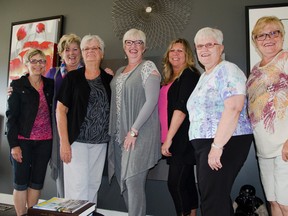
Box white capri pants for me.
[63,141,107,205]
[258,155,288,205]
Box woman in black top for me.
[159,39,200,216]
[6,49,54,216]
[56,35,112,214]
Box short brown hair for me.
[24,49,46,64]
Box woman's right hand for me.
[60,142,72,164]
[7,87,13,96]
[282,139,288,162]
[11,146,22,163]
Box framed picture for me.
[245,3,288,72]
[8,15,64,83]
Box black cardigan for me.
[167,67,200,165]
[57,66,112,144]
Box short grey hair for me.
[80,34,105,53]
[122,28,146,48]
[194,27,223,45]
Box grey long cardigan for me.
[108,60,161,192]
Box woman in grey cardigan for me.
[108,28,161,216]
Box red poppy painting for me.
[8,16,63,83]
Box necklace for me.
[33,79,41,85]
[29,77,42,89]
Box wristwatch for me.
[130,130,138,137]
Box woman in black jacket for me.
[159,38,200,216]
[6,49,54,216]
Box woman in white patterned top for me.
[187,27,253,216]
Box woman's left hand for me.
[208,147,223,171]
[282,140,288,162]
[124,132,137,151]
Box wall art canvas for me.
[8,15,63,83]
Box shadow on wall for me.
[0,114,14,194]
[0,112,6,153]
[0,115,4,142]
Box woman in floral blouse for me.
[187,27,253,216]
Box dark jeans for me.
[168,164,198,216]
[12,139,52,190]
[191,134,253,216]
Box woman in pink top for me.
[6,49,54,216]
[159,38,200,216]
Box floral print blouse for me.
[187,60,252,140]
[247,50,288,158]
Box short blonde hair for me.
[24,49,46,64]
[57,33,81,55]
[194,27,223,45]
[122,28,146,48]
[252,16,285,44]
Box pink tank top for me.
[158,82,173,143]
[18,83,52,140]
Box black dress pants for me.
[168,163,198,215]
[191,134,253,216]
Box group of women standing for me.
[6,15,288,216]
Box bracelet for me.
[211,142,224,150]
[130,129,138,137]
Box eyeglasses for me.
[125,40,144,46]
[29,59,46,64]
[255,30,281,41]
[82,47,102,52]
[195,43,220,50]
[169,49,184,53]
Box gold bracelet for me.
[211,143,224,150]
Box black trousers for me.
[12,139,52,190]
[191,134,253,216]
[168,164,198,216]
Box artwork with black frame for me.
[8,15,64,84]
[245,3,288,73]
